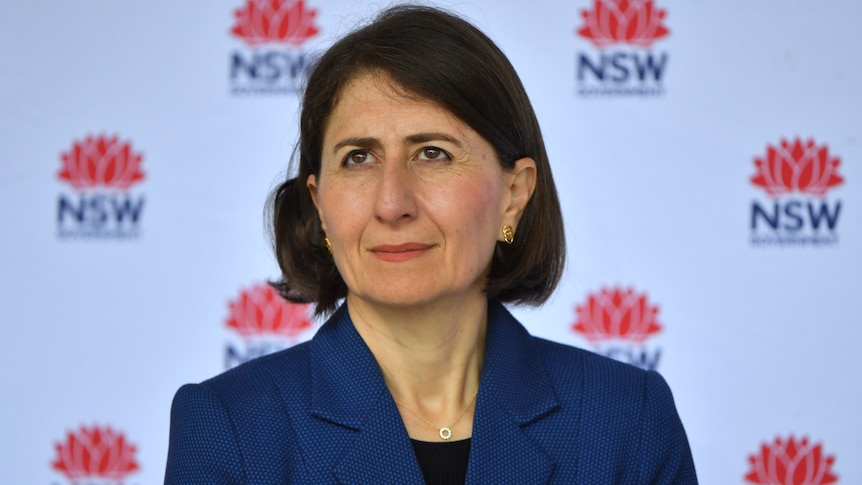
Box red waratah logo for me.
[577,0,669,48]
[58,135,145,191]
[227,284,312,338]
[751,138,844,198]
[745,435,838,485]
[52,425,139,481]
[231,0,320,47]
[572,286,662,342]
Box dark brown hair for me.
[270,5,565,315]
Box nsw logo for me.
[57,134,146,239]
[51,424,140,485]
[744,435,838,485]
[224,283,314,369]
[749,137,845,246]
[574,0,670,97]
[229,0,320,95]
[571,286,663,370]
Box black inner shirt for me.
[410,438,471,485]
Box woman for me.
[165,5,697,484]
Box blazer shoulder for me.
[529,337,664,445]
[531,336,649,392]
[166,342,314,484]
[202,340,313,406]
[529,337,697,483]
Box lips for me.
[368,242,434,262]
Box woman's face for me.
[307,73,534,310]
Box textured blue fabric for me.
[165,301,698,484]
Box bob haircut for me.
[270,5,565,315]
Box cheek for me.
[470,175,504,221]
[435,176,504,237]
[454,182,503,277]
[317,183,358,237]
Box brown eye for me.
[418,147,449,161]
[344,150,373,166]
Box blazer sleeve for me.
[164,383,247,485]
[638,371,698,484]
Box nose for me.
[373,160,418,225]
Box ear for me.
[501,157,537,236]
[306,174,328,232]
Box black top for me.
[410,438,471,485]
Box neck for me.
[346,293,487,440]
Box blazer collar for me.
[479,301,560,425]
[308,301,560,484]
[467,301,559,483]
[309,304,388,430]
[309,304,425,483]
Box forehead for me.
[324,73,463,136]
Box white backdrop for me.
[1,0,859,483]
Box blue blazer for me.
[165,301,697,484]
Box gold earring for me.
[502,225,514,244]
[324,236,332,254]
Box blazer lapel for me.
[298,302,560,484]
[466,302,560,484]
[331,396,425,484]
[307,306,425,484]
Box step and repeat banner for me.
[1,0,859,483]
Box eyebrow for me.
[332,132,463,153]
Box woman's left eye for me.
[417,147,450,161]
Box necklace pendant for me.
[439,427,452,440]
